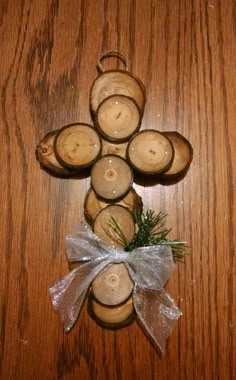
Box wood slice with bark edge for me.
[93,204,135,248]
[91,263,134,306]
[35,130,75,177]
[90,70,146,115]
[54,123,102,170]
[94,95,142,143]
[161,131,193,179]
[101,139,128,159]
[87,292,135,330]
[84,187,143,225]
[91,155,133,201]
[126,129,174,175]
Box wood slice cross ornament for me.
[36,51,193,351]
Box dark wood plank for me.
[0,0,235,379]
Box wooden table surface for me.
[1,1,235,379]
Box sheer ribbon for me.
[49,223,182,352]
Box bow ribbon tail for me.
[49,259,111,332]
[133,285,182,353]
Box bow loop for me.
[126,245,175,290]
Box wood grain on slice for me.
[91,155,133,200]
[84,187,143,225]
[93,204,135,247]
[90,70,146,114]
[92,263,134,306]
[88,293,135,328]
[161,132,193,178]
[54,123,101,169]
[101,139,128,158]
[127,129,174,175]
[36,130,73,176]
[95,95,141,142]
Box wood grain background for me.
[0,1,235,379]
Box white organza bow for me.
[49,223,182,352]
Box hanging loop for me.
[97,51,128,73]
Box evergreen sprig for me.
[106,209,189,261]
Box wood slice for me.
[101,139,128,159]
[88,293,135,329]
[54,123,101,170]
[92,263,134,306]
[95,95,141,142]
[36,130,73,176]
[93,204,135,248]
[127,129,174,175]
[90,70,146,114]
[84,187,143,225]
[91,155,133,201]
[161,132,193,178]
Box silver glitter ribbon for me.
[49,223,182,352]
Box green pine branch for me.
[105,209,190,262]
